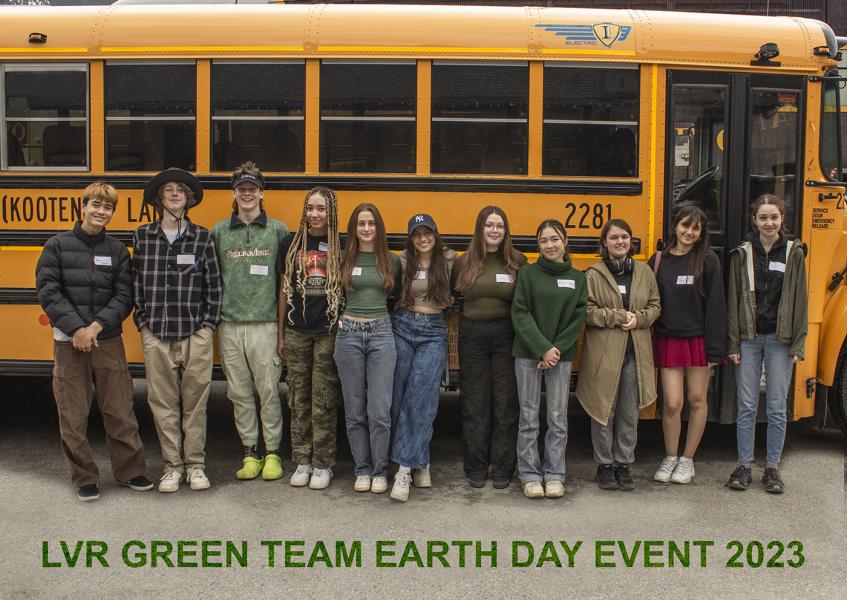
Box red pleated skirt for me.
[652,334,708,368]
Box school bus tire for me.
[828,340,847,434]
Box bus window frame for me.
[211,58,306,173]
[820,69,844,183]
[0,63,89,172]
[745,77,805,235]
[541,61,640,178]
[319,58,417,174]
[430,59,529,176]
[104,59,197,172]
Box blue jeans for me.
[514,358,572,483]
[333,315,396,478]
[390,308,448,469]
[735,333,792,466]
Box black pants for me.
[459,315,519,479]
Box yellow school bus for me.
[0,4,845,432]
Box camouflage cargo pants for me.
[284,327,340,468]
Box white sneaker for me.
[545,480,565,498]
[309,468,333,490]
[522,481,544,499]
[354,475,371,492]
[187,467,210,491]
[371,476,388,494]
[290,464,312,487]
[654,456,679,483]
[158,470,182,493]
[413,465,431,488]
[390,471,412,502]
[671,457,695,484]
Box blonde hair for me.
[82,182,119,209]
[282,187,343,327]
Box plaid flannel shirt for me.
[132,219,222,341]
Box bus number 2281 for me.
[564,203,613,230]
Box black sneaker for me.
[597,464,618,490]
[466,473,486,489]
[492,476,511,489]
[119,475,155,492]
[762,467,785,494]
[614,464,635,491]
[725,465,752,490]
[77,484,100,502]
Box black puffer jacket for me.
[35,221,132,340]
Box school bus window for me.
[212,61,305,172]
[821,78,842,181]
[105,62,196,172]
[431,62,528,175]
[320,61,416,173]
[670,85,727,233]
[2,65,88,170]
[748,88,800,225]
[542,64,638,177]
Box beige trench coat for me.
[575,260,661,426]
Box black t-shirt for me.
[612,268,635,356]
[279,232,333,332]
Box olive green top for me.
[343,251,401,318]
[454,251,527,320]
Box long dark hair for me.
[340,203,395,293]
[535,219,569,260]
[665,205,713,296]
[454,205,523,293]
[402,225,451,308]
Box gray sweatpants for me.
[591,354,640,465]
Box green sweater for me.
[454,251,527,320]
[511,256,588,361]
[211,212,288,322]
[344,252,401,318]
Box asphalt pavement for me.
[0,376,843,599]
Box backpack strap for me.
[652,251,662,275]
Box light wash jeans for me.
[390,308,448,469]
[735,333,792,466]
[334,315,396,478]
[515,358,572,484]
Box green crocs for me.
[262,453,284,481]
[236,455,264,480]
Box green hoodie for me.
[212,211,288,322]
[511,255,587,361]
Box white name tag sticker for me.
[318,242,328,252]
[177,254,195,265]
[557,279,575,289]
[416,270,427,280]
[769,261,786,273]
[495,273,513,284]
[250,264,269,276]
[93,256,112,266]
[618,285,627,294]
[352,267,363,277]
[676,275,694,285]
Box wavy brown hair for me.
[402,225,451,308]
[282,187,343,326]
[664,205,715,296]
[454,206,523,293]
[340,203,395,293]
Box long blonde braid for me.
[283,187,343,328]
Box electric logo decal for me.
[535,23,632,48]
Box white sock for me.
[398,466,411,475]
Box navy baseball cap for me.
[407,213,438,235]
[232,172,264,190]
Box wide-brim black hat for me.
[143,168,204,208]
